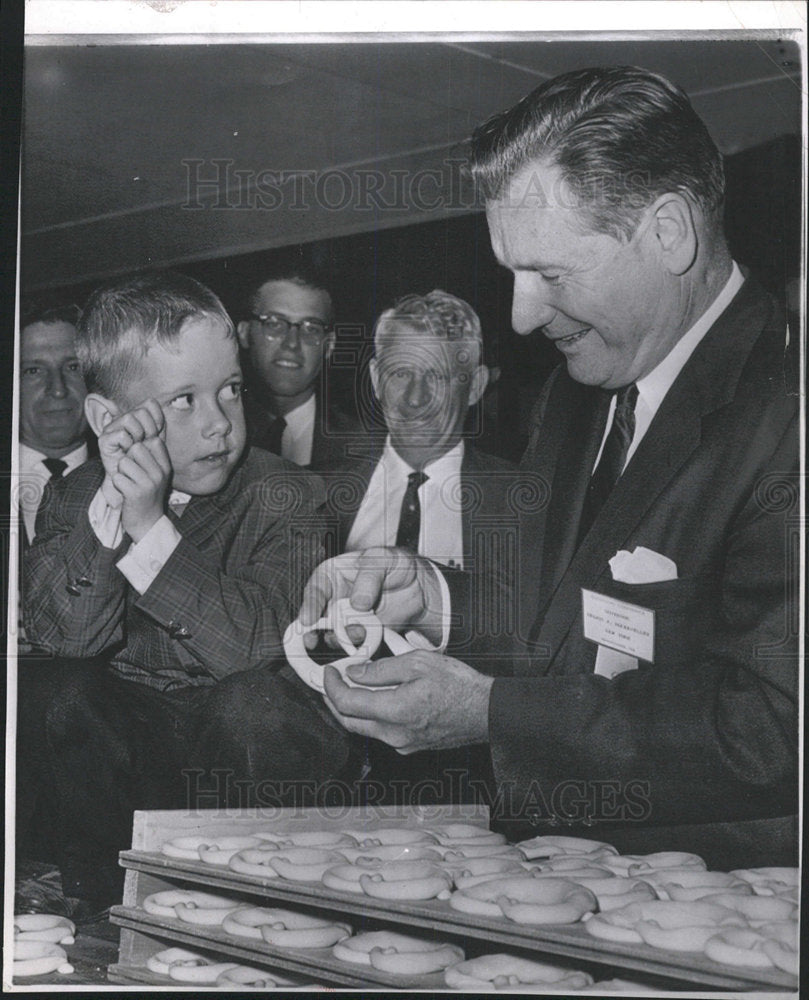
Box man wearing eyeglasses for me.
[237,264,359,469]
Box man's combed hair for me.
[470,65,725,241]
[77,271,234,399]
[20,302,81,330]
[374,289,483,361]
[244,260,334,325]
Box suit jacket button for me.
[168,621,191,639]
[76,576,93,587]
[66,582,81,596]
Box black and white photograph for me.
[4,1,804,993]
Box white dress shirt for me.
[281,394,317,467]
[595,262,745,472]
[346,438,466,569]
[88,481,189,595]
[19,441,88,542]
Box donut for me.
[216,965,302,988]
[703,927,777,968]
[700,892,797,924]
[515,835,618,860]
[359,860,453,901]
[198,836,264,866]
[258,909,351,949]
[333,930,463,975]
[493,877,598,925]
[444,953,593,991]
[585,899,745,948]
[340,844,444,864]
[322,860,385,894]
[13,914,75,945]
[142,889,239,921]
[13,941,74,977]
[265,847,348,882]
[603,852,706,876]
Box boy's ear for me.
[84,393,121,438]
[236,320,251,350]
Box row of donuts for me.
[12,915,76,978]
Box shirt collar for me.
[636,261,744,414]
[381,437,465,482]
[283,394,316,435]
[20,441,88,473]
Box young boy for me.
[22,272,352,912]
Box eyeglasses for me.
[249,312,331,346]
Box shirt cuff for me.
[88,485,125,550]
[116,515,183,595]
[404,560,451,653]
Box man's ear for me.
[467,364,490,408]
[236,320,251,350]
[646,193,697,275]
[324,330,336,362]
[84,393,120,438]
[369,358,380,398]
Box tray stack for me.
[108,807,798,991]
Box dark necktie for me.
[42,457,68,480]
[265,416,287,456]
[578,383,638,544]
[396,471,428,552]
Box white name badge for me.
[581,589,655,663]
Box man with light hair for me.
[302,67,798,870]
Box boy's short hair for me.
[77,271,234,400]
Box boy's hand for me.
[98,400,172,542]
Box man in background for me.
[19,303,89,543]
[237,264,359,468]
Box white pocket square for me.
[609,546,678,584]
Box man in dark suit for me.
[237,264,360,469]
[300,67,799,871]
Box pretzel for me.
[586,899,746,950]
[642,868,751,901]
[13,914,75,945]
[758,921,799,976]
[146,947,237,982]
[571,875,657,911]
[13,941,74,977]
[730,867,799,896]
[446,856,528,891]
[322,860,386,894]
[703,927,777,969]
[197,836,264,866]
[432,824,506,846]
[333,930,463,975]
[161,834,220,860]
[359,860,453,901]
[347,827,439,847]
[229,844,287,879]
[142,889,240,922]
[602,851,706,876]
[514,835,618,861]
[449,875,539,918]
[259,909,352,949]
[252,829,357,849]
[493,876,598,925]
[340,844,444,865]
[264,847,348,882]
[700,892,797,924]
[444,953,593,991]
[223,907,289,940]
[216,964,302,988]
[283,597,419,693]
[437,842,523,860]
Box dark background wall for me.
[22,134,801,463]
